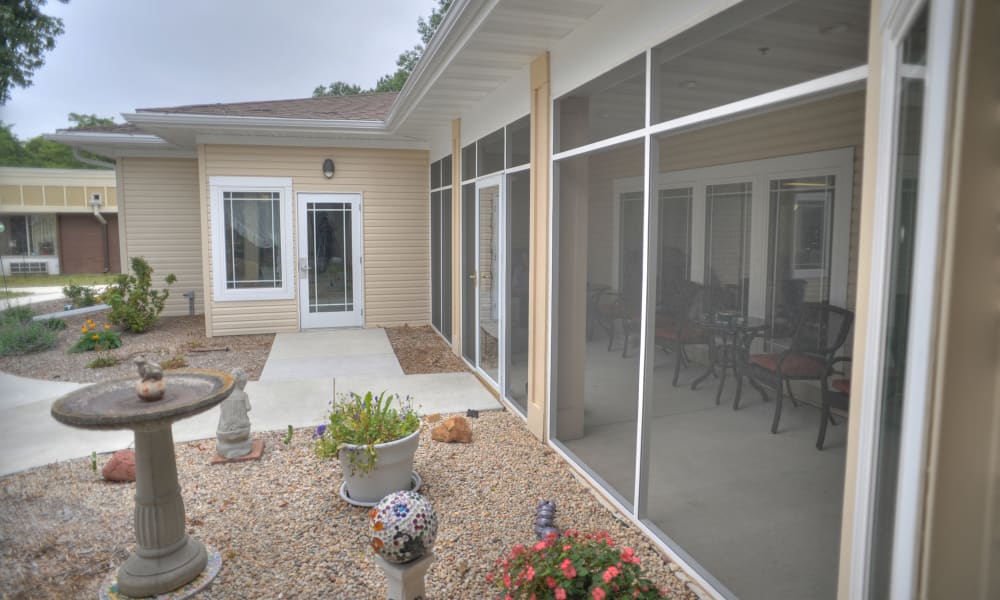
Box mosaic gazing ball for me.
[369,491,438,564]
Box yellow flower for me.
[91,334,99,340]
[81,326,88,333]
[104,324,110,330]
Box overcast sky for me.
[1,0,437,139]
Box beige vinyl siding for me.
[118,157,203,317]
[0,167,117,212]
[202,145,429,336]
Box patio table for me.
[691,312,768,408]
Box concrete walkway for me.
[0,328,500,476]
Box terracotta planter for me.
[338,429,420,506]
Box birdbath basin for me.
[51,367,234,598]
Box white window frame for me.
[209,176,294,302]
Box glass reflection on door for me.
[306,202,353,313]
[478,183,500,383]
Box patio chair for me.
[591,289,639,352]
[652,280,709,385]
[817,357,851,450]
[746,302,854,434]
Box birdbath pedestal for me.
[51,367,235,598]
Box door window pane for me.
[658,188,692,300]
[462,183,476,362]
[705,182,751,315]
[223,191,282,289]
[555,54,646,153]
[306,202,352,312]
[767,176,835,342]
[478,184,500,382]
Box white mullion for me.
[311,206,318,311]
[506,163,530,175]
[228,197,237,288]
[552,127,648,163]
[270,195,278,288]
[634,47,655,519]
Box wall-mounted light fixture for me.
[322,158,335,179]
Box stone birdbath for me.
[51,362,234,598]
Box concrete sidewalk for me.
[0,328,500,476]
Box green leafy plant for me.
[105,256,176,333]
[69,318,121,353]
[86,353,119,369]
[0,306,56,356]
[39,317,65,331]
[313,390,420,475]
[284,425,294,445]
[90,451,97,472]
[62,283,104,308]
[488,531,669,600]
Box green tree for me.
[312,0,452,96]
[313,81,363,97]
[0,113,116,168]
[0,0,68,104]
[0,122,28,165]
[67,112,115,129]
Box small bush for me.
[62,284,104,308]
[0,320,57,356]
[161,354,187,369]
[106,256,176,333]
[39,318,66,331]
[86,354,119,369]
[0,305,34,326]
[69,319,122,353]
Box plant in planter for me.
[314,390,421,506]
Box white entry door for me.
[297,193,363,328]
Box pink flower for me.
[546,576,558,589]
[592,587,607,600]
[560,558,577,579]
[563,544,573,551]
[621,547,641,565]
[512,544,526,556]
[502,573,511,588]
[555,588,567,600]
[602,566,620,583]
[526,565,536,581]
[533,540,547,552]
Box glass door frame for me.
[848,0,958,597]
[474,174,505,389]
[296,192,364,329]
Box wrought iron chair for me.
[652,280,709,385]
[817,357,851,450]
[746,302,854,434]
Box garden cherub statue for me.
[216,368,253,458]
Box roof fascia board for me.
[44,131,170,146]
[384,0,501,130]
[126,111,386,132]
[195,133,429,151]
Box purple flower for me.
[314,424,327,438]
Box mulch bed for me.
[384,325,470,374]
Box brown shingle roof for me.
[137,92,398,121]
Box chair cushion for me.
[655,326,706,344]
[831,379,850,394]
[749,352,825,377]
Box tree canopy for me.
[313,0,452,97]
[0,0,68,104]
[0,113,116,168]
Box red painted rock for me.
[431,415,473,443]
[102,449,136,482]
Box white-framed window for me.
[209,176,294,302]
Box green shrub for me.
[62,283,104,308]
[69,318,122,353]
[0,305,34,326]
[86,353,119,369]
[105,257,176,333]
[40,318,66,331]
[0,320,57,356]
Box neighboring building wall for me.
[118,158,203,317]
[0,167,118,211]
[59,213,121,274]
[201,144,429,336]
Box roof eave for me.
[125,111,387,133]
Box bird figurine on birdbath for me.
[135,358,166,401]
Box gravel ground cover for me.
[0,412,702,599]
